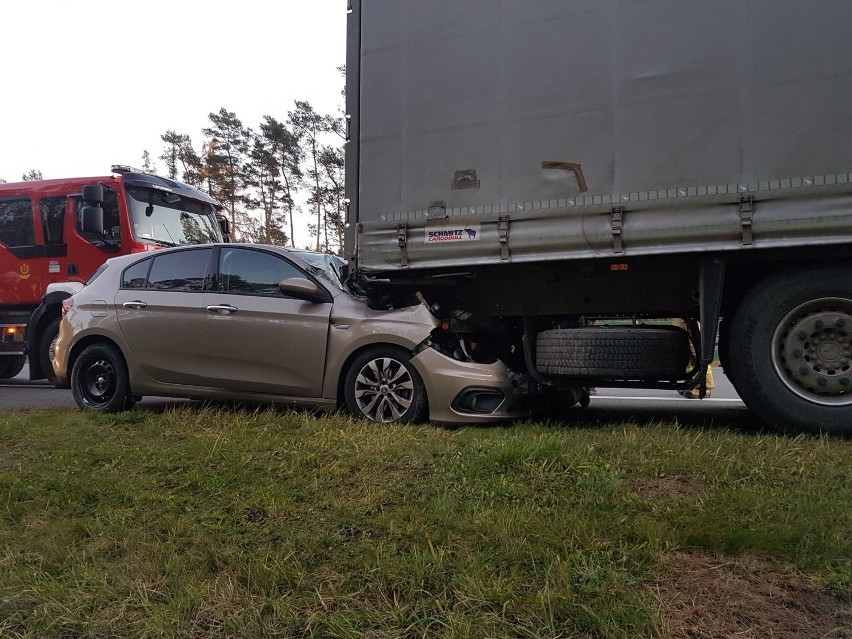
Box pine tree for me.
[202,109,252,241]
[141,150,156,174]
[159,131,183,179]
[178,139,203,188]
[159,131,202,186]
[244,133,288,245]
[288,101,326,251]
[259,116,302,247]
[317,144,345,253]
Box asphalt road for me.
[570,370,757,432]
[0,363,754,428]
[0,363,189,412]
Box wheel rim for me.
[78,358,117,407]
[48,335,59,365]
[772,297,852,406]
[353,357,415,422]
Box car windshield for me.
[125,186,222,246]
[291,251,346,291]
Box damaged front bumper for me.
[411,347,546,424]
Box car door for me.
[114,247,214,385]
[196,246,333,397]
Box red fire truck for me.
[0,166,226,383]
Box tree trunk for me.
[282,171,296,248]
[312,137,321,252]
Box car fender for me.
[27,290,78,378]
[57,318,135,387]
[321,301,439,399]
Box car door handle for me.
[206,304,239,315]
[122,300,147,309]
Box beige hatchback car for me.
[54,244,540,423]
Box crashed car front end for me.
[324,296,546,424]
[411,346,543,423]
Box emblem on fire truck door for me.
[19,263,30,280]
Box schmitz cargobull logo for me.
[425,223,480,243]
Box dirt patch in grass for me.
[0,442,15,469]
[630,475,702,498]
[651,552,852,639]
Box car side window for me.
[146,249,213,291]
[0,198,35,247]
[218,247,303,297]
[121,258,152,289]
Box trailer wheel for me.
[71,343,132,412]
[727,268,852,435]
[344,347,427,423]
[38,318,61,385]
[0,355,25,380]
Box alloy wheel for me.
[353,356,415,422]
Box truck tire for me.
[727,268,852,435]
[536,327,689,379]
[344,346,427,423]
[0,355,25,380]
[71,343,132,412]
[38,318,61,385]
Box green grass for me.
[0,407,849,638]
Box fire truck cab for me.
[0,166,226,382]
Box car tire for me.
[0,355,25,380]
[727,268,852,435]
[344,346,427,424]
[38,318,61,385]
[71,343,132,412]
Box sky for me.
[0,0,347,247]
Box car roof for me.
[102,243,329,272]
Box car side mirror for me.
[80,205,104,233]
[279,277,328,302]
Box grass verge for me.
[0,407,850,638]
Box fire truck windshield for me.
[125,186,223,246]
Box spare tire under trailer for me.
[535,326,691,380]
[533,268,852,435]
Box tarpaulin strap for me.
[611,206,624,254]
[498,214,510,261]
[397,222,408,266]
[740,195,754,247]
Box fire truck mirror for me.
[217,215,230,242]
[82,184,104,205]
[81,205,104,234]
